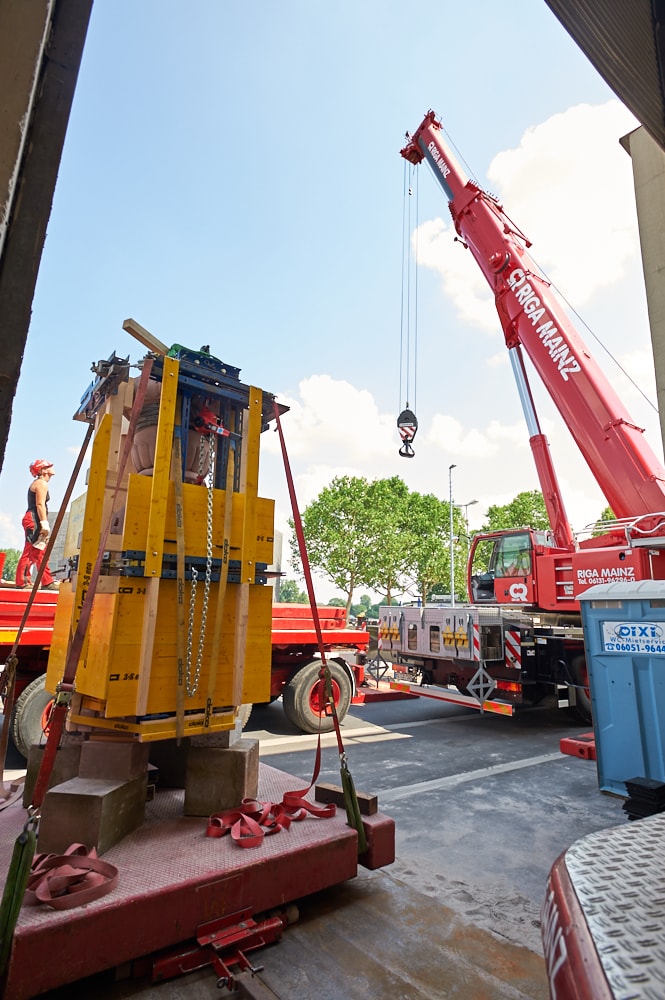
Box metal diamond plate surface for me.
[565,814,665,1000]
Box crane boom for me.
[401,110,665,521]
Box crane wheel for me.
[282,658,352,734]
[10,674,53,760]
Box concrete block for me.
[190,720,242,748]
[37,774,147,855]
[22,743,83,808]
[79,739,149,781]
[184,739,259,816]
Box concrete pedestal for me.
[37,773,147,854]
[22,742,83,808]
[184,738,259,816]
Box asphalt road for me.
[37,692,625,999]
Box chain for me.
[186,433,216,696]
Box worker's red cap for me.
[29,459,53,477]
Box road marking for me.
[378,751,564,803]
[258,724,396,756]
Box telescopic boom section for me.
[401,111,665,521]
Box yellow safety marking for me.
[455,628,469,646]
[482,700,514,716]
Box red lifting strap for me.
[206,795,336,849]
[24,844,118,910]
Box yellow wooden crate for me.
[122,474,274,566]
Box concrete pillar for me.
[621,126,665,454]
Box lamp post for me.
[449,464,456,606]
[457,499,478,535]
[457,499,478,572]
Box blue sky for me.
[1,1,660,600]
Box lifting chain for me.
[187,432,216,696]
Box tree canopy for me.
[1,549,19,582]
[480,490,550,532]
[289,475,465,615]
[277,579,308,603]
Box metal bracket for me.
[148,908,288,992]
[466,664,496,709]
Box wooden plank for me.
[46,414,112,692]
[232,389,262,708]
[144,356,178,577]
[122,317,169,356]
[204,442,235,728]
[314,783,378,816]
[173,421,186,739]
[135,577,160,716]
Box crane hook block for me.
[397,408,418,458]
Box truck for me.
[380,110,665,720]
[0,589,369,757]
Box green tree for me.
[592,505,615,536]
[277,578,308,603]
[481,490,550,532]
[400,492,466,606]
[363,477,410,604]
[289,475,378,621]
[1,549,20,582]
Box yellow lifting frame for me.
[135,356,179,716]
[232,387,262,708]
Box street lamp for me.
[449,464,456,606]
[457,499,478,534]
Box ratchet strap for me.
[272,402,367,853]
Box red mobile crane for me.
[380,110,665,720]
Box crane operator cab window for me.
[470,532,533,602]
[495,533,532,577]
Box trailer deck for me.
[0,763,394,999]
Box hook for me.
[397,408,418,458]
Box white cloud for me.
[487,102,640,302]
[415,101,640,326]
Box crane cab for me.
[469,529,555,607]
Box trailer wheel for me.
[11,675,54,759]
[282,659,352,734]
[569,656,592,724]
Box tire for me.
[282,658,352,735]
[11,674,54,759]
[569,655,592,724]
[236,703,253,729]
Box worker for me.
[15,459,58,590]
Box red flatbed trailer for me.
[0,763,395,998]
